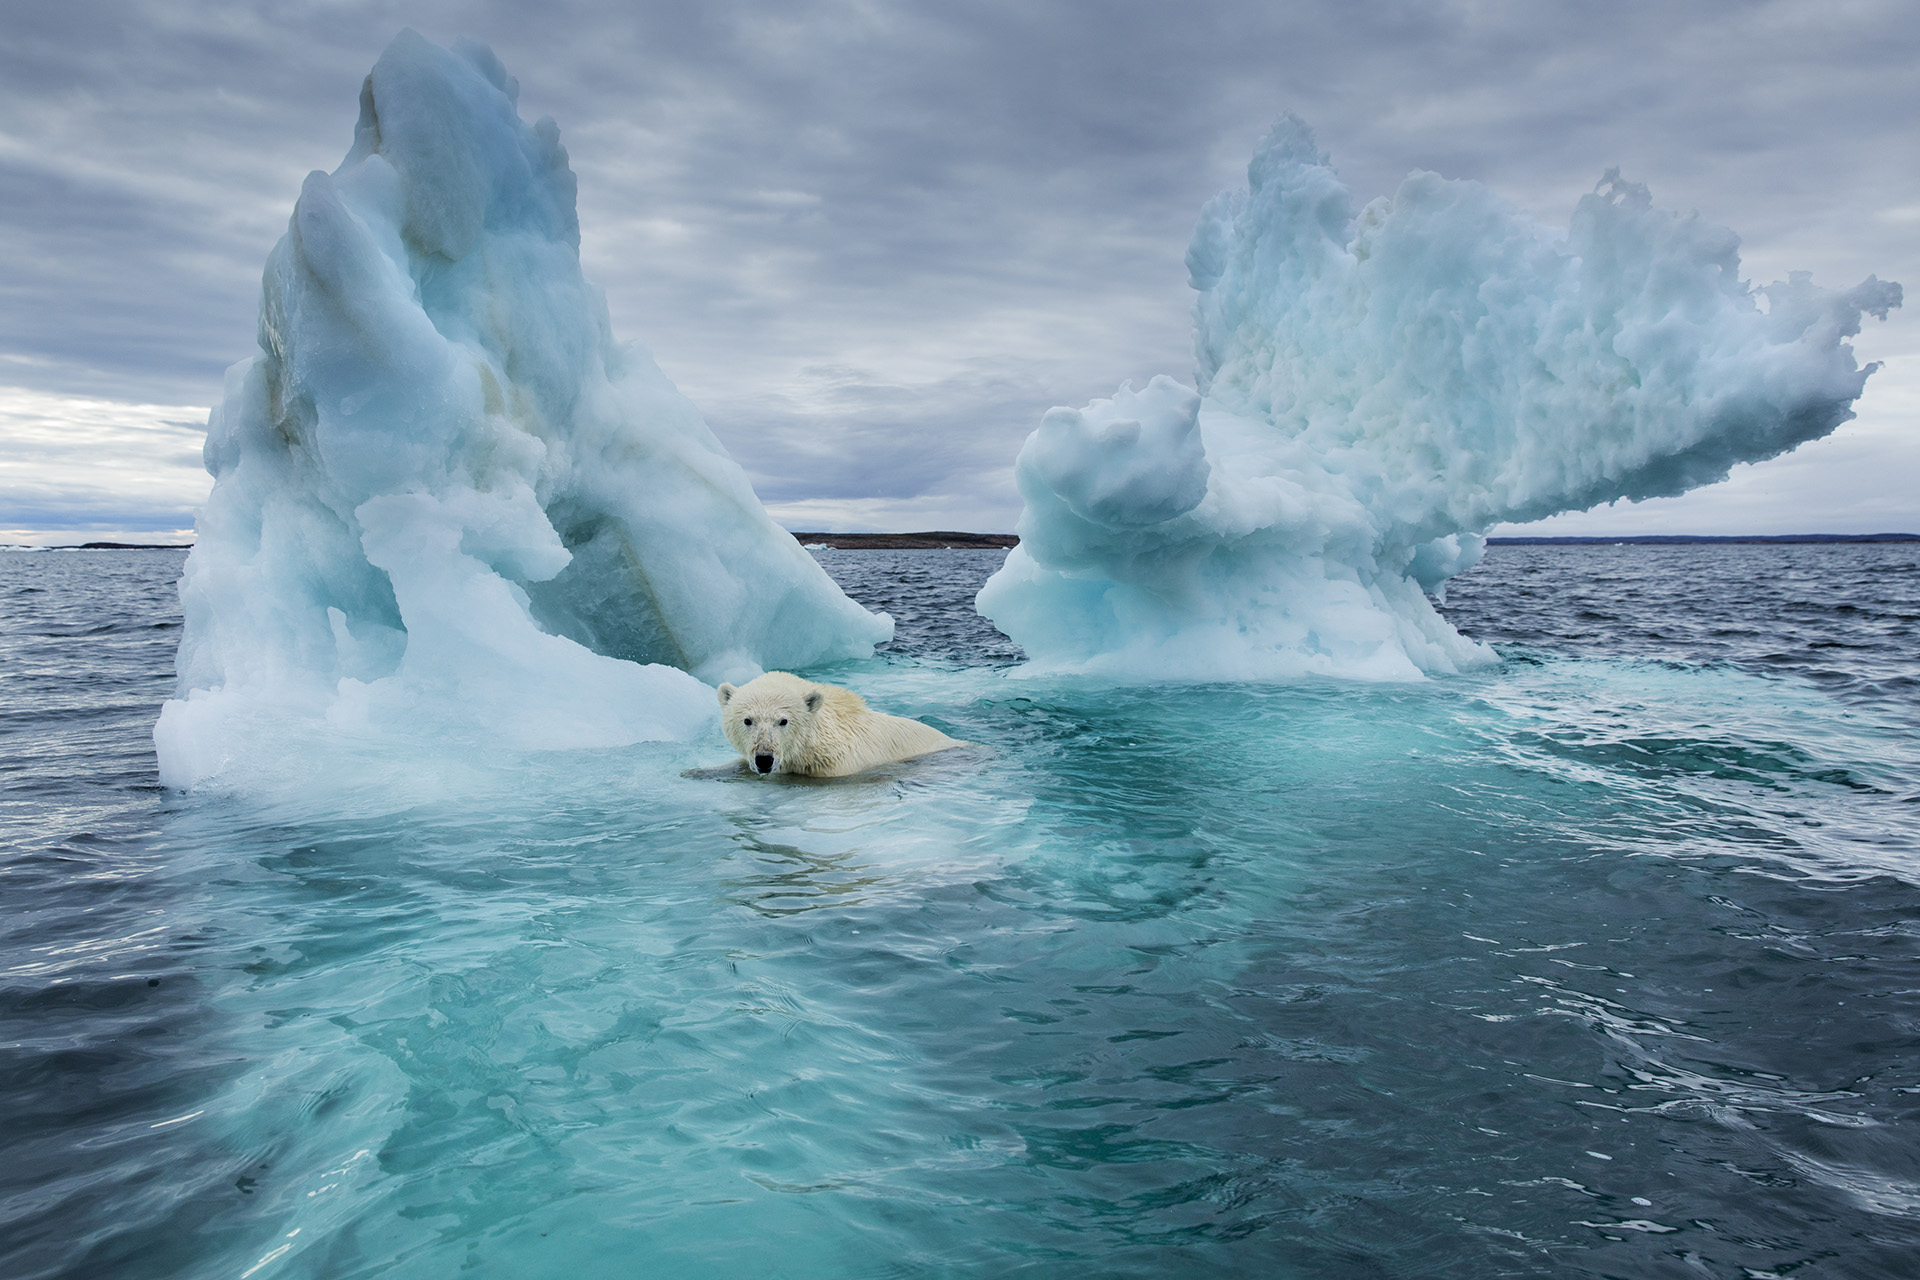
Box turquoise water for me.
[5,545,1919,1278]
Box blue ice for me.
[979,116,1900,680]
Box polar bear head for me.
[717,672,824,774]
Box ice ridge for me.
[156,32,890,788]
[979,116,1900,680]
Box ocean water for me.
[3,543,1918,1279]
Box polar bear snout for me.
[753,753,775,773]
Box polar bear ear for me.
[717,683,736,705]
[804,691,823,713]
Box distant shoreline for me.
[7,531,1917,553]
[0,541,197,551]
[790,531,1019,549]
[793,532,1920,549]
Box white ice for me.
[979,116,1900,681]
[156,32,889,788]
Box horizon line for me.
[6,531,1919,553]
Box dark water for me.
[3,544,1918,1279]
[1444,543,1920,712]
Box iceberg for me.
[156,32,889,788]
[979,116,1900,680]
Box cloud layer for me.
[0,388,208,545]
[1,0,1914,537]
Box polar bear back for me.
[801,683,960,776]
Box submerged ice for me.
[156,33,888,787]
[979,117,1901,680]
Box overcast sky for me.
[2,0,1914,543]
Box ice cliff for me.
[156,32,889,787]
[979,117,1900,680]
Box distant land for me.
[790,532,1920,549]
[790,531,1019,549]
[14,532,1918,553]
[8,541,199,550]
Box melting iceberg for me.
[979,117,1900,680]
[156,32,889,787]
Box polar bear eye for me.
[742,717,754,726]
[777,718,789,727]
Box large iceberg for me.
[156,32,889,787]
[979,117,1900,680]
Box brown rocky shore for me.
[789,531,1018,549]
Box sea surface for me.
[3,543,1918,1279]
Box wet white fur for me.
[717,671,963,777]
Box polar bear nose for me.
[754,753,775,773]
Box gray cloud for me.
[0,388,208,543]
[1,0,1914,534]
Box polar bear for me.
[717,671,964,776]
